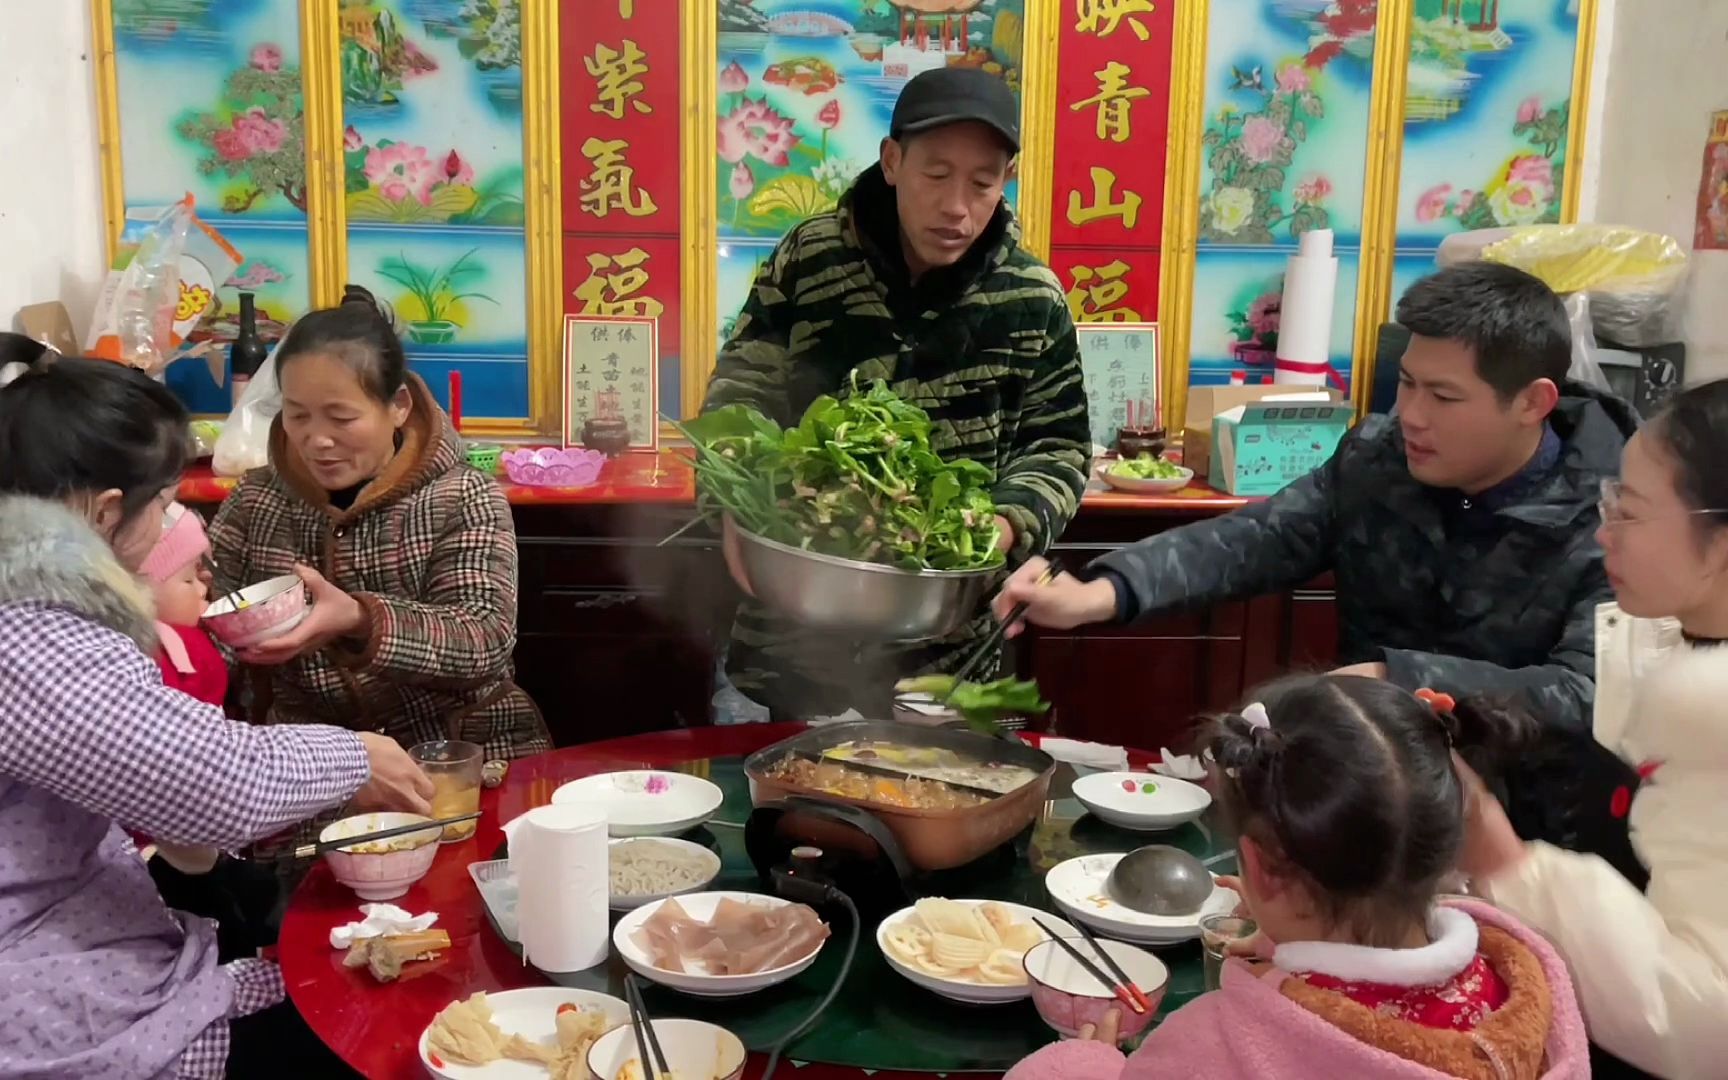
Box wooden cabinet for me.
[510,504,734,745]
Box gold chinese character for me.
[1075,0,1155,40]
[619,0,634,16]
[573,248,665,318]
[585,40,651,120]
[1070,62,1150,143]
[579,137,659,219]
[1066,167,1143,228]
[1065,261,1142,323]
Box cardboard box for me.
[1213,399,1351,496]
[1181,386,1332,480]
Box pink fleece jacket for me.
[1004,901,1589,1080]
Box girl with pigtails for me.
[1005,674,1588,1080]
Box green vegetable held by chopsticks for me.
[896,674,1050,737]
[677,373,1005,573]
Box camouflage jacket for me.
[704,165,1091,718]
[1091,383,1640,734]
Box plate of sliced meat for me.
[612,891,831,997]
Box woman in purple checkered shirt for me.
[0,359,435,1078]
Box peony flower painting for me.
[1199,61,1332,243]
[175,42,307,215]
[1412,98,1569,230]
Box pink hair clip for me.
[1241,702,1271,731]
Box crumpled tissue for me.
[329,903,439,949]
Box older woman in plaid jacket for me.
[209,287,552,774]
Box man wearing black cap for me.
[701,66,1091,721]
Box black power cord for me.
[761,870,863,1080]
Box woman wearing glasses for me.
[1458,379,1728,1079]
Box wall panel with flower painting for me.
[1384,0,1590,345]
[110,0,310,415]
[560,0,685,421]
[1396,0,1581,259]
[1186,0,1380,390]
[337,0,530,423]
[714,0,1028,349]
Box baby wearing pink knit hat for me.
[138,504,230,876]
[141,504,229,708]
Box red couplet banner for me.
[560,0,684,365]
[1046,0,1176,324]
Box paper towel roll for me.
[1275,228,1340,388]
[513,803,609,972]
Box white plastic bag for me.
[1562,293,1610,393]
[211,341,282,477]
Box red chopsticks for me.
[1074,917,1153,1012]
[1032,917,1148,1015]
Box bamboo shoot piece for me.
[343,929,452,982]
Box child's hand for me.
[1211,876,1267,957]
[1077,1007,1122,1046]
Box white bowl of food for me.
[1096,458,1193,494]
[877,898,1081,1004]
[551,770,724,837]
[1072,772,1213,831]
[1045,853,1239,944]
[587,1018,747,1080]
[319,812,442,901]
[613,891,830,997]
[419,987,627,1077]
[609,837,723,911]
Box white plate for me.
[607,836,723,911]
[1096,463,1193,494]
[1072,772,1212,831]
[417,987,628,1078]
[876,899,1080,1004]
[1045,853,1239,944]
[613,891,826,997]
[551,770,724,837]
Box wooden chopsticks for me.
[624,974,670,1080]
[1031,917,1147,1016]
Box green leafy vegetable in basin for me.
[678,374,1005,572]
[1108,454,1185,481]
[896,674,1050,736]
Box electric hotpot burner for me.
[745,797,921,918]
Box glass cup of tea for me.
[409,739,484,842]
[1199,913,1258,992]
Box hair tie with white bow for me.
[1241,701,1271,731]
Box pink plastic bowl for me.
[500,447,606,488]
[201,574,308,649]
[1025,937,1170,1041]
[319,812,442,901]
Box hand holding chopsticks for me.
[624,974,671,1080]
[989,554,1118,638]
[1030,917,1147,1016]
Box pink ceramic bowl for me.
[319,812,442,901]
[500,447,606,488]
[201,574,309,649]
[1025,937,1170,1041]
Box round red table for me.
[280,724,1162,1079]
